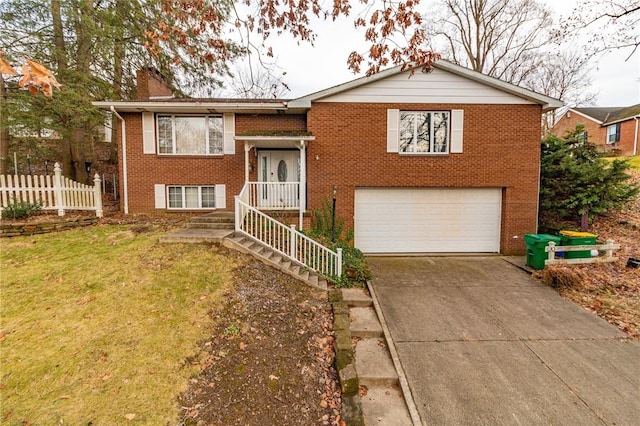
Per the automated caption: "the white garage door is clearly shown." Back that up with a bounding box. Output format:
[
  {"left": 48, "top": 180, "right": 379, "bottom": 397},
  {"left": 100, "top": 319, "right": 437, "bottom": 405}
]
[{"left": 354, "top": 188, "right": 502, "bottom": 253}]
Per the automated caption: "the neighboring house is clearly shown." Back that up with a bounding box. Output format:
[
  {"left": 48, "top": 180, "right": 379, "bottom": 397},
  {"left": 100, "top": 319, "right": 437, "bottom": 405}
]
[
  {"left": 552, "top": 105, "right": 640, "bottom": 156},
  {"left": 94, "top": 62, "right": 562, "bottom": 255}
]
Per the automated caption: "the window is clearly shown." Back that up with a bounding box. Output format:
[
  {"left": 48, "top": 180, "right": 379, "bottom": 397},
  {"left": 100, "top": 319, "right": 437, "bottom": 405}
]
[
  {"left": 607, "top": 123, "right": 620, "bottom": 144},
  {"left": 577, "top": 131, "right": 588, "bottom": 144},
  {"left": 157, "top": 115, "right": 223, "bottom": 155},
  {"left": 399, "top": 111, "right": 450, "bottom": 154},
  {"left": 167, "top": 186, "right": 216, "bottom": 209}
]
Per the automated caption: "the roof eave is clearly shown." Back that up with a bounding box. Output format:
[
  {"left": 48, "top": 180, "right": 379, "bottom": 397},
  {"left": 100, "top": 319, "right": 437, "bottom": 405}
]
[
  {"left": 93, "top": 100, "right": 297, "bottom": 114},
  {"left": 288, "top": 60, "right": 564, "bottom": 111}
]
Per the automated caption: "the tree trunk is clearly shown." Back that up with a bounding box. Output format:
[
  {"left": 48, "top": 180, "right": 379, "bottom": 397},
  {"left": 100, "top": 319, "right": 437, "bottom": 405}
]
[
  {"left": 580, "top": 208, "right": 589, "bottom": 231},
  {"left": 51, "top": 0, "right": 68, "bottom": 73},
  {"left": 0, "top": 73, "right": 9, "bottom": 175},
  {"left": 110, "top": 1, "right": 124, "bottom": 164}
]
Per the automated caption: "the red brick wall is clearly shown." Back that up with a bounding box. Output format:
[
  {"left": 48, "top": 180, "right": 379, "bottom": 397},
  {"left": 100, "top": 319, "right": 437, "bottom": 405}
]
[
  {"left": 552, "top": 112, "right": 638, "bottom": 156},
  {"left": 552, "top": 112, "right": 604, "bottom": 143},
  {"left": 618, "top": 119, "right": 638, "bottom": 156},
  {"left": 117, "top": 104, "right": 542, "bottom": 255},
  {"left": 306, "top": 103, "right": 543, "bottom": 255},
  {"left": 135, "top": 68, "right": 172, "bottom": 100},
  {"left": 116, "top": 113, "right": 306, "bottom": 212}
]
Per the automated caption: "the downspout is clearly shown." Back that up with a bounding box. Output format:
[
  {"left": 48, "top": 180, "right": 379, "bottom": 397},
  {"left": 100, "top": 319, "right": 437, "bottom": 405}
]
[
  {"left": 634, "top": 116, "right": 639, "bottom": 156},
  {"left": 110, "top": 106, "right": 128, "bottom": 214}
]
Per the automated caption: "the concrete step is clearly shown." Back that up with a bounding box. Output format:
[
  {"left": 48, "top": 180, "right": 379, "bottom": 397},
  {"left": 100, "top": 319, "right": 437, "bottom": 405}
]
[
  {"left": 159, "top": 228, "right": 233, "bottom": 244},
  {"left": 190, "top": 214, "right": 234, "bottom": 224},
  {"left": 355, "top": 338, "right": 398, "bottom": 386},
  {"left": 222, "top": 236, "right": 327, "bottom": 291},
  {"left": 360, "top": 385, "right": 412, "bottom": 426},
  {"left": 187, "top": 222, "right": 234, "bottom": 230},
  {"left": 350, "top": 307, "right": 384, "bottom": 338},
  {"left": 342, "top": 288, "right": 373, "bottom": 308}
]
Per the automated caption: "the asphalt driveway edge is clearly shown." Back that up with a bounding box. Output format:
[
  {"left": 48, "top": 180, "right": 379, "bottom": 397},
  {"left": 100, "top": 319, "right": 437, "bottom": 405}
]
[{"left": 366, "top": 280, "right": 422, "bottom": 426}]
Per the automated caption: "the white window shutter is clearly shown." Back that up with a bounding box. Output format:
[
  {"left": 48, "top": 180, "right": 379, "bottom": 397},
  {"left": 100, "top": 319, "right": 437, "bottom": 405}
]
[
  {"left": 223, "top": 113, "right": 235, "bottom": 154},
  {"left": 154, "top": 184, "right": 166, "bottom": 209},
  {"left": 450, "top": 109, "right": 464, "bottom": 153},
  {"left": 215, "top": 184, "right": 226, "bottom": 209},
  {"left": 387, "top": 109, "right": 400, "bottom": 153},
  {"left": 142, "top": 112, "right": 156, "bottom": 154}
]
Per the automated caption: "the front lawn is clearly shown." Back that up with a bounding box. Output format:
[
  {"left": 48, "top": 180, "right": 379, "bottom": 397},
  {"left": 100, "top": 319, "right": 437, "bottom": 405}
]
[{"left": 1, "top": 224, "right": 234, "bottom": 424}]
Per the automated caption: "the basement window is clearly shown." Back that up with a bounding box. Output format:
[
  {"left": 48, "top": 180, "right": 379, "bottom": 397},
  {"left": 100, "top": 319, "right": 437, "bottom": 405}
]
[{"left": 167, "top": 186, "right": 216, "bottom": 209}]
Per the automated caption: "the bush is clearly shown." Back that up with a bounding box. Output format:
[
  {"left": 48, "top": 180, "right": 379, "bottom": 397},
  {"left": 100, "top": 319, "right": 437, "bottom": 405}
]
[
  {"left": 540, "top": 125, "right": 639, "bottom": 229},
  {"left": 306, "top": 198, "right": 370, "bottom": 288},
  {"left": 1, "top": 200, "right": 43, "bottom": 220}
]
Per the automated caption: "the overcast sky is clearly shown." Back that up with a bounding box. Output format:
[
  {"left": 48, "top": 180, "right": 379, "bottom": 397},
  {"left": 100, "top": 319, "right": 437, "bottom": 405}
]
[{"left": 252, "top": 0, "right": 640, "bottom": 106}]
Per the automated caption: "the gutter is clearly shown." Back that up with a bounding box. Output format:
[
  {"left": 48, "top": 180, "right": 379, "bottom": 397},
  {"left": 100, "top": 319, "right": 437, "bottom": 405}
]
[
  {"left": 634, "top": 116, "right": 639, "bottom": 156},
  {"left": 110, "top": 106, "right": 129, "bottom": 215}
]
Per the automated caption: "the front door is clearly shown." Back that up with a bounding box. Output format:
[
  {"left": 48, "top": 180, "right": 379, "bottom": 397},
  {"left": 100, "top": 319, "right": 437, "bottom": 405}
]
[{"left": 257, "top": 150, "right": 300, "bottom": 208}]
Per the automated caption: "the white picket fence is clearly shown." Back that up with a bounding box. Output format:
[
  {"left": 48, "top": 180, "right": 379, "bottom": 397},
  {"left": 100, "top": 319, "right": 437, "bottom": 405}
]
[
  {"left": 0, "top": 163, "right": 103, "bottom": 217},
  {"left": 545, "top": 240, "right": 620, "bottom": 265}
]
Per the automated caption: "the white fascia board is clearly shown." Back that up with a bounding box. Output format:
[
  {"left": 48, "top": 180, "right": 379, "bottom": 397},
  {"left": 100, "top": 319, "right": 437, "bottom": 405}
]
[
  {"left": 288, "top": 60, "right": 564, "bottom": 112},
  {"left": 234, "top": 135, "right": 316, "bottom": 142},
  {"left": 603, "top": 115, "right": 640, "bottom": 126},
  {"left": 93, "top": 101, "right": 288, "bottom": 114}
]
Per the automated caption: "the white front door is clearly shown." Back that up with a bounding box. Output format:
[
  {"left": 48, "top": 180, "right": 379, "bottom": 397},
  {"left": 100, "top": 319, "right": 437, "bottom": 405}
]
[{"left": 258, "top": 150, "right": 300, "bottom": 208}]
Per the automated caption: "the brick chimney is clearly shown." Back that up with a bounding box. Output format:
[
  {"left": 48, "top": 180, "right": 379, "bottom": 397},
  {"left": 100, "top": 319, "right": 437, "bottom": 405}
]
[{"left": 135, "top": 67, "right": 173, "bottom": 100}]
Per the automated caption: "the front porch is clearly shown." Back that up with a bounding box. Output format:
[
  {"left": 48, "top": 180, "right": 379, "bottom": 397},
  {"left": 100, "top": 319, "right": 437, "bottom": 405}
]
[{"left": 238, "top": 134, "right": 315, "bottom": 230}]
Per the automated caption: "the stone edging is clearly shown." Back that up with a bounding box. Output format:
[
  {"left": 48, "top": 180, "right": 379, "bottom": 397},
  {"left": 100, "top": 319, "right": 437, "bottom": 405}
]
[
  {"left": 329, "top": 289, "right": 365, "bottom": 426},
  {"left": 0, "top": 217, "right": 98, "bottom": 237}
]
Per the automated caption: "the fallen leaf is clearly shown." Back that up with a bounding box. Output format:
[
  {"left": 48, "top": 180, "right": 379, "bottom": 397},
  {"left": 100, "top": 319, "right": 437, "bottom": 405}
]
[
  {"left": 239, "top": 342, "right": 247, "bottom": 350},
  {"left": 124, "top": 413, "right": 136, "bottom": 421}
]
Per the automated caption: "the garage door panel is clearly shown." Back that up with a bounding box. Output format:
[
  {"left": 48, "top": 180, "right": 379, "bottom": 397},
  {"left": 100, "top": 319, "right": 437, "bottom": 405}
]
[{"left": 355, "top": 188, "right": 501, "bottom": 253}]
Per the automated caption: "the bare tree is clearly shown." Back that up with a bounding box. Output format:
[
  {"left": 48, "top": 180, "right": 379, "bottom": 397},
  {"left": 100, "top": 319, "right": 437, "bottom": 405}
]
[
  {"left": 226, "top": 63, "right": 290, "bottom": 99},
  {"left": 426, "top": 0, "right": 553, "bottom": 85},
  {"left": 560, "top": 0, "right": 640, "bottom": 60}
]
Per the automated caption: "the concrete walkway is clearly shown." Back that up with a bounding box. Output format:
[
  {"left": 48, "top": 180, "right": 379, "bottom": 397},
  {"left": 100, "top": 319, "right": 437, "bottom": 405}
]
[{"left": 368, "top": 256, "right": 640, "bottom": 425}]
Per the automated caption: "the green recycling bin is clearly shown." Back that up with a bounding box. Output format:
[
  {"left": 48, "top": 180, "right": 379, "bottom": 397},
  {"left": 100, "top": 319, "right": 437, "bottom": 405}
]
[
  {"left": 559, "top": 230, "right": 598, "bottom": 259},
  {"left": 524, "top": 234, "right": 562, "bottom": 270}
]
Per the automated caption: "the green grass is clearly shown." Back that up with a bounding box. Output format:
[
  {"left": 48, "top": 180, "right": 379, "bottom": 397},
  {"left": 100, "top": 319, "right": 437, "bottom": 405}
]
[
  {"left": 604, "top": 155, "right": 640, "bottom": 170},
  {"left": 0, "top": 225, "right": 236, "bottom": 424}
]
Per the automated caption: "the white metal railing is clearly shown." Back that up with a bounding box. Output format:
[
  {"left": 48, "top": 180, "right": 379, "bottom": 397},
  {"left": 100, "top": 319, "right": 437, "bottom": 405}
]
[
  {"left": 244, "top": 181, "right": 300, "bottom": 210},
  {"left": 0, "top": 162, "right": 103, "bottom": 217},
  {"left": 235, "top": 192, "right": 342, "bottom": 277},
  {"left": 545, "top": 240, "right": 620, "bottom": 265}
]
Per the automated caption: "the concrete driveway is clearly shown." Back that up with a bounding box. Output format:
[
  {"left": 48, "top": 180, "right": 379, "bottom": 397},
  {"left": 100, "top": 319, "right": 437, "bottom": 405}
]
[{"left": 368, "top": 257, "right": 640, "bottom": 425}]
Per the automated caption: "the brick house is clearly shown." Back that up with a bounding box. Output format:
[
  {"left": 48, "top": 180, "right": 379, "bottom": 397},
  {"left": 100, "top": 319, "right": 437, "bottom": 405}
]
[
  {"left": 95, "top": 61, "right": 562, "bottom": 256},
  {"left": 552, "top": 105, "right": 640, "bottom": 156}
]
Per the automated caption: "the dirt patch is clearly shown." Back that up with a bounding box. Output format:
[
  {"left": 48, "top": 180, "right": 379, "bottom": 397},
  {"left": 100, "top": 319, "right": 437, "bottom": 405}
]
[
  {"left": 535, "top": 170, "right": 640, "bottom": 339},
  {"left": 177, "top": 257, "right": 342, "bottom": 426}
]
